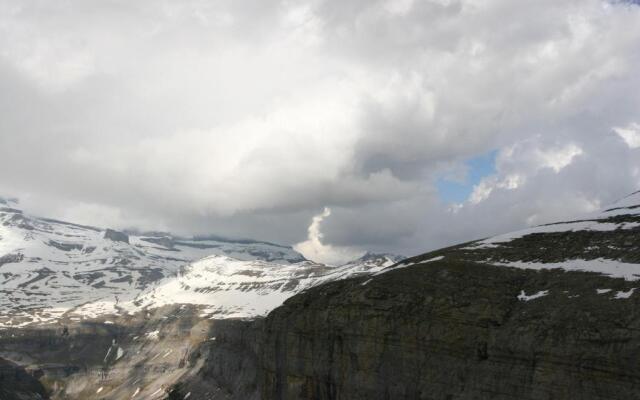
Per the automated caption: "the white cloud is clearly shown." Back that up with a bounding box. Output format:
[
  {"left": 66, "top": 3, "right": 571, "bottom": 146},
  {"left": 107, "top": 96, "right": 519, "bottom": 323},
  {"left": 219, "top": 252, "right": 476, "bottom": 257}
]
[
  {"left": 294, "top": 208, "right": 364, "bottom": 265},
  {"left": 0, "top": 0, "right": 639, "bottom": 255},
  {"left": 537, "top": 144, "right": 584, "bottom": 173},
  {"left": 468, "top": 139, "right": 583, "bottom": 205},
  {"left": 615, "top": 123, "right": 640, "bottom": 149}
]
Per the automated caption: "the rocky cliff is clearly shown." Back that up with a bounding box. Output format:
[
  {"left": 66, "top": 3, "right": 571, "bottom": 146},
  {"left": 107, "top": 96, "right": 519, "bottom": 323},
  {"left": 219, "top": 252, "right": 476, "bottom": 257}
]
[
  {"left": 259, "top": 192, "right": 640, "bottom": 399},
  {"left": 0, "top": 357, "right": 49, "bottom": 399},
  {"left": 261, "top": 260, "right": 640, "bottom": 399}
]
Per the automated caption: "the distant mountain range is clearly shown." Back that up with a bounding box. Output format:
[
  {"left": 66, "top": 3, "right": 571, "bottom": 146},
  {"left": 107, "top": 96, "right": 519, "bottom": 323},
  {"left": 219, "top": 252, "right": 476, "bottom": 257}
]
[
  {"left": 2, "top": 192, "right": 640, "bottom": 399},
  {"left": 0, "top": 197, "right": 401, "bottom": 327}
]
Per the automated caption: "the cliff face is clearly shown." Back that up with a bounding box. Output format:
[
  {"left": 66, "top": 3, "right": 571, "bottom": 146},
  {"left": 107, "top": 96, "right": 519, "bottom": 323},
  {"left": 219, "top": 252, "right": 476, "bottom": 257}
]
[
  {"left": 0, "top": 306, "right": 250, "bottom": 400},
  {"left": 259, "top": 192, "right": 640, "bottom": 400},
  {"left": 0, "top": 357, "right": 49, "bottom": 399},
  {"left": 261, "top": 260, "right": 640, "bottom": 400}
]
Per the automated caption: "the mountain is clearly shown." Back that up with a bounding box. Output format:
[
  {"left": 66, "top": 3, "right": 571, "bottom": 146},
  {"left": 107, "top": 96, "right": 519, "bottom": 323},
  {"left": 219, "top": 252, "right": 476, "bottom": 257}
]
[
  {"left": 0, "top": 198, "right": 401, "bottom": 400},
  {"left": 0, "top": 356, "right": 49, "bottom": 400},
  {"left": 0, "top": 198, "right": 391, "bottom": 328},
  {"left": 128, "top": 253, "right": 399, "bottom": 320},
  {"left": 259, "top": 191, "right": 640, "bottom": 399},
  {"left": 3, "top": 192, "right": 640, "bottom": 399},
  {"left": 341, "top": 252, "right": 404, "bottom": 268},
  {"left": 0, "top": 199, "right": 295, "bottom": 325}
]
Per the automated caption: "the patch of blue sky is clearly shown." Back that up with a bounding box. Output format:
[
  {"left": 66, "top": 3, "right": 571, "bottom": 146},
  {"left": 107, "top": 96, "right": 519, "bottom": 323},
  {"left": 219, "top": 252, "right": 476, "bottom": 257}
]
[{"left": 436, "top": 150, "right": 498, "bottom": 203}]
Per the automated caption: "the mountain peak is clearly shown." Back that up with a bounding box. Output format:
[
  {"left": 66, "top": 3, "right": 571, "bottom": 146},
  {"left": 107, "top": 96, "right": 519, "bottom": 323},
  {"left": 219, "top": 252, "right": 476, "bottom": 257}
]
[
  {"left": 343, "top": 252, "right": 404, "bottom": 268},
  {"left": 104, "top": 228, "right": 130, "bottom": 244}
]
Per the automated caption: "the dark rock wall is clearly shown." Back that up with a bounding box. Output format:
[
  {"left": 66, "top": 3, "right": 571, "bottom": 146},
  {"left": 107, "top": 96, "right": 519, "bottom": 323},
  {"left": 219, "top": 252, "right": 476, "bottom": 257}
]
[
  {"left": 260, "top": 260, "right": 640, "bottom": 400},
  {"left": 173, "top": 319, "right": 263, "bottom": 400},
  {"left": 0, "top": 357, "right": 49, "bottom": 399},
  {"left": 103, "top": 228, "right": 130, "bottom": 244}
]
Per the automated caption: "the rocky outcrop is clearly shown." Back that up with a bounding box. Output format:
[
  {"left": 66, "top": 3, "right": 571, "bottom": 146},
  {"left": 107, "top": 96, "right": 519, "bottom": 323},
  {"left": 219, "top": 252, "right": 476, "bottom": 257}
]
[
  {"left": 261, "top": 260, "right": 640, "bottom": 399},
  {"left": 168, "top": 319, "right": 263, "bottom": 400},
  {"left": 0, "top": 357, "right": 49, "bottom": 399},
  {"left": 0, "top": 306, "right": 265, "bottom": 400},
  {"left": 103, "top": 228, "right": 130, "bottom": 244}
]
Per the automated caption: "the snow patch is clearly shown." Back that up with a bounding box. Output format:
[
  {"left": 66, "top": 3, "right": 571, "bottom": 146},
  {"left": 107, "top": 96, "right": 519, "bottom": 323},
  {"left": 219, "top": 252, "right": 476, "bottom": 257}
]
[
  {"left": 614, "top": 288, "right": 636, "bottom": 299},
  {"left": 103, "top": 347, "right": 112, "bottom": 362},
  {"left": 517, "top": 290, "right": 549, "bottom": 301},
  {"left": 374, "top": 255, "right": 444, "bottom": 276},
  {"left": 145, "top": 330, "right": 160, "bottom": 340},
  {"left": 131, "top": 255, "right": 386, "bottom": 319},
  {"left": 489, "top": 258, "right": 640, "bottom": 281}
]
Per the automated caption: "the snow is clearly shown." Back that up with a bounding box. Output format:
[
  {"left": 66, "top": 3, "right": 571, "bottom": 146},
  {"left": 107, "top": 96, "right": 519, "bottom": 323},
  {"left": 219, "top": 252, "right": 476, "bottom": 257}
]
[
  {"left": 469, "top": 220, "right": 637, "bottom": 250},
  {"left": 599, "top": 191, "right": 640, "bottom": 217},
  {"left": 132, "top": 387, "right": 140, "bottom": 398},
  {"left": 96, "top": 387, "right": 103, "bottom": 394},
  {"left": 0, "top": 204, "right": 318, "bottom": 327},
  {"left": 614, "top": 288, "right": 636, "bottom": 299},
  {"left": 596, "top": 289, "right": 612, "bottom": 294},
  {"left": 103, "top": 347, "right": 112, "bottom": 362},
  {"left": 489, "top": 258, "right": 640, "bottom": 281},
  {"left": 145, "top": 330, "right": 160, "bottom": 340},
  {"left": 517, "top": 290, "right": 549, "bottom": 301},
  {"left": 116, "top": 347, "right": 124, "bottom": 360},
  {"left": 468, "top": 192, "right": 640, "bottom": 250},
  {"left": 373, "top": 255, "right": 444, "bottom": 276},
  {"left": 128, "top": 254, "right": 388, "bottom": 319}
]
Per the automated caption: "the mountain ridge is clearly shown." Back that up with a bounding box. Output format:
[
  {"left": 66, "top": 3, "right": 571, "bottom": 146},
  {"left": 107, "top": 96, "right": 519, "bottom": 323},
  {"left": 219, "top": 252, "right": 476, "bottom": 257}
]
[
  {"left": 257, "top": 190, "right": 640, "bottom": 399},
  {"left": 0, "top": 200, "right": 398, "bottom": 328}
]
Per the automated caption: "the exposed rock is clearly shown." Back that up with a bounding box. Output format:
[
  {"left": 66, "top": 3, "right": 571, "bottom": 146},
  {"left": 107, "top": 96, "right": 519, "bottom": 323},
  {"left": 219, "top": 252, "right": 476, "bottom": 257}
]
[
  {"left": 0, "top": 253, "right": 23, "bottom": 268},
  {"left": 256, "top": 189, "right": 640, "bottom": 398},
  {"left": 0, "top": 307, "right": 200, "bottom": 399},
  {"left": 141, "top": 236, "right": 176, "bottom": 249},
  {"left": 103, "top": 229, "right": 130, "bottom": 244},
  {"left": 0, "top": 357, "right": 49, "bottom": 399},
  {"left": 261, "top": 260, "right": 640, "bottom": 399},
  {"left": 47, "top": 240, "right": 83, "bottom": 252},
  {"left": 170, "top": 319, "right": 263, "bottom": 400}
]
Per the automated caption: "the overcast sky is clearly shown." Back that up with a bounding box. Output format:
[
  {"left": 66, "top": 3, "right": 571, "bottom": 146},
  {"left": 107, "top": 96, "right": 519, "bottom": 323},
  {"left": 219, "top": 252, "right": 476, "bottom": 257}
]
[{"left": 1, "top": 0, "right": 639, "bottom": 264}]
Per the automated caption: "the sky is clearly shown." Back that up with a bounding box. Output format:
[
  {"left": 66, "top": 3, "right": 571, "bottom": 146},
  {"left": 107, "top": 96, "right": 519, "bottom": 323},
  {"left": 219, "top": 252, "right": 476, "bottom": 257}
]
[{"left": 1, "top": 0, "right": 639, "bottom": 264}]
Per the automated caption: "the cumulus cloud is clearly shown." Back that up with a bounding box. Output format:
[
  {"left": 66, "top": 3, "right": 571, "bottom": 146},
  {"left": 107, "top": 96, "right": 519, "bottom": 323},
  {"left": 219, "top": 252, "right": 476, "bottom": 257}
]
[
  {"left": 294, "top": 208, "right": 364, "bottom": 265},
  {"left": 0, "top": 0, "right": 639, "bottom": 259},
  {"left": 615, "top": 123, "right": 640, "bottom": 148}
]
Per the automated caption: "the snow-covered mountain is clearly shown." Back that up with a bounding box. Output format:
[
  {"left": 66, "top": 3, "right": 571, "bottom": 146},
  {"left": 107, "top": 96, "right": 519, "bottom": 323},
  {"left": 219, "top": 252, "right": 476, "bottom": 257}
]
[
  {"left": 391, "top": 190, "right": 640, "bottom": 280},
  {"left": 0, "top": 198, "right": 397, "bottom": 327},
  {"left": 126, "top": 253, "right": 399, "bottom": 319}
]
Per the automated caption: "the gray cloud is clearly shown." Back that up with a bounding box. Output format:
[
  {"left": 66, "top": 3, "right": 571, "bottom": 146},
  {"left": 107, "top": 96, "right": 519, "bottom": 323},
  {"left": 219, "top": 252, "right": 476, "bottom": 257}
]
[{"left": 1, "top": 0, "right": 639, "bottom": 262}]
